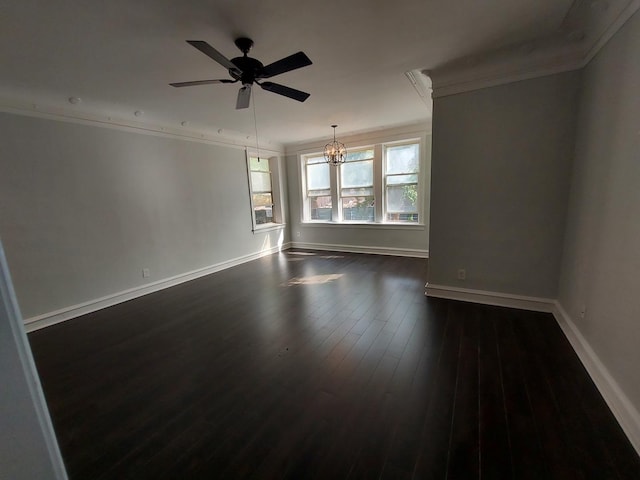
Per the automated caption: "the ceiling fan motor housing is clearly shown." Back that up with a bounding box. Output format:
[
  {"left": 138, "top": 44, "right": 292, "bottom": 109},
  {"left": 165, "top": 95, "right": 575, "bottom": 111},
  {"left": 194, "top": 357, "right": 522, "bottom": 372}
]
[{"left": 230, "top": 56, "right": 264, "bottom": 85}]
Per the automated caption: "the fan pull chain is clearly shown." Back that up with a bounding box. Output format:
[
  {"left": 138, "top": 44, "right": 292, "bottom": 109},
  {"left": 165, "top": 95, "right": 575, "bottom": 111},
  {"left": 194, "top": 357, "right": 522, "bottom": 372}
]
[{"left": 252, "top": 89, "right": 261, "bottom": 161}]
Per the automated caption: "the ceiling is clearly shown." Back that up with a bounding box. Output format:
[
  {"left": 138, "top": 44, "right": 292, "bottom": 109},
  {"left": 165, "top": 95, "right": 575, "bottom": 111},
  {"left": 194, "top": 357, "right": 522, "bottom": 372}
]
[{"left": 1, "top": 0, "right": 580, "bottom": 145}]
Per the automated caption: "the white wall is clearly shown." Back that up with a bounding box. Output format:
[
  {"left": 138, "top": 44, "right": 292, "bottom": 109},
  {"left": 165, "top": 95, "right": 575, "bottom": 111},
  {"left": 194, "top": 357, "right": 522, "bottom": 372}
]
[
  {"left": 428, "top": 71, "right": 580, "bottom": 297},
  {"left": 0, "top": 112, "right": 288, "bottom": 320},
  {"left": 285, "top": 125, "right": 431, "bottom": 256},
  {"left": 0, "top": 240, "right": 67, "bottom": 479},
  {"left": 559, "top": 11, "right": 640, "bottom": 420}
]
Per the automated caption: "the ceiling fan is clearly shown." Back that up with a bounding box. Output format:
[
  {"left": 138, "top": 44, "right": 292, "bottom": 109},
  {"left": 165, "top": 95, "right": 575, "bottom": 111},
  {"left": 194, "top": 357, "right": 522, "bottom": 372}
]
[{"left": 170, "top": 37, "right": 312, "bottom": 109}]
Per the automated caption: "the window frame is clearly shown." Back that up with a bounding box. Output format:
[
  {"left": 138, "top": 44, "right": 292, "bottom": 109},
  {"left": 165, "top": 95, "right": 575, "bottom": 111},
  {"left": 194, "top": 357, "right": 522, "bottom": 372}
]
[
  {"left": 299, "top": 135, "right": 425, "bottom": 227},
  {"left": 303, "top": 155, "right": 333, "bottom": 222},
  {"left": 246, "top": 150, "right": 286, "bottom": 233},
  {"left": 383, "top": 140, "right": 422, "bottom": 224},
  {"left": 338, "top": 147, "right": 376, "bottom": 223}
]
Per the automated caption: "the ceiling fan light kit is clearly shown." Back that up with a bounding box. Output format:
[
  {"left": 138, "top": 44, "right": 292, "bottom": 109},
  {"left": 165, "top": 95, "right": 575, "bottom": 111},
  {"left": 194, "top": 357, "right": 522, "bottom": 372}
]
[{"left": 170, "top": 37, "right": 312, "bottom": 110}]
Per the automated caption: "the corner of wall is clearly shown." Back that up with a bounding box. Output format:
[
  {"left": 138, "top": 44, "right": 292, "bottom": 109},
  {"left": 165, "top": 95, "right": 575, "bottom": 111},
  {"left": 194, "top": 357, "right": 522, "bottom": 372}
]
[{"left": 553, "top": 301, "right": 640, "bottom": 455}]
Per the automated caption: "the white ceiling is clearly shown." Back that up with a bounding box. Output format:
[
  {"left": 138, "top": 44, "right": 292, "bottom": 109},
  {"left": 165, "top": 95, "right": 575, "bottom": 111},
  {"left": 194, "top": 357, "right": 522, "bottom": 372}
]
[{"left": 1, "top": 0, "right": 577, "bottom": 145}]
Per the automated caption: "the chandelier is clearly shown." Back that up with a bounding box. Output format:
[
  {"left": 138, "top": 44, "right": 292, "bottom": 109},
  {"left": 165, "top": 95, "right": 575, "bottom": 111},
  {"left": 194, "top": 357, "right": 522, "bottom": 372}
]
[{"left": 323, "top": 124, "right": 347, "bottom": 166}]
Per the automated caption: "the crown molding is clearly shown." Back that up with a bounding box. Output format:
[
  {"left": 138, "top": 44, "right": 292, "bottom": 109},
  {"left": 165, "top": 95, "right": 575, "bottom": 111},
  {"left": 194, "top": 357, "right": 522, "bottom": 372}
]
[
  {"left": 0, "top": 94, "right": 284, "bottom": 154},
  {"left": 284, "top": 121, "right": 430, "bottom": 154},
  {"left": 583, "top": 0, "right": 640, "bottom": 63},
  {"left": 429, "top": 0, "right": 640, "bottom": 98}
]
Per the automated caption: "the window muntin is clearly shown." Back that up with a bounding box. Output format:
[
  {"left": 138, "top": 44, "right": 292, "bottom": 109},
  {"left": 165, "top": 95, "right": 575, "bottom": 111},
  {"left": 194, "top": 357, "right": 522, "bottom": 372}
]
[
  {"left": 249, "top": 157, "right": 275, "bottom": 226},
  {"left": 340, "top": 149, "right": 374, "bottom": 222},
  {"left": 385, "top": 143, "right": 420, "bottom": 223}
]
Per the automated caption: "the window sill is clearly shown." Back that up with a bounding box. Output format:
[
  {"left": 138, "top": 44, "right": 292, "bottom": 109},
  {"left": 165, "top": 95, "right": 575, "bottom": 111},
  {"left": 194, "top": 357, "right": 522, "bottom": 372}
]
[
  {"left": 300, "top": 221, "right": 425, "bottom": 231},
  {"left": 253, "top": 223, "right": 286, "bottom": 234}
]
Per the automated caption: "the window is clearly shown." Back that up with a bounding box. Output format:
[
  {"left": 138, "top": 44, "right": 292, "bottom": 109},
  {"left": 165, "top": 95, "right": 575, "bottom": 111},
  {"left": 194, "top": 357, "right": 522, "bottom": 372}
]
[
  {"left": 300, "top": 137, "right": 423, "bottom": 225},
  {"left": 248, "top": 156, "right": 275, "bottom": 226},
  {"left": 305, "top": 155, "right": 332, "bottom": 221},
  {"left": 384, "top": 143, "right": 420, "bottom": 223},
  {"left": 340, "top": 149, "right": 375, "bottom": 222}
]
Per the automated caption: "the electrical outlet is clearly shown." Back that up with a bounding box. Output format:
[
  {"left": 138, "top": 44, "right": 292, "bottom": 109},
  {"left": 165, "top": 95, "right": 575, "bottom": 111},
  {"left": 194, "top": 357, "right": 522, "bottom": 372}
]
[
  {"left": 457, "top": 269, "right": 466, "bottom": 280},
  {"left": 142, "top": 268, "right": 150, "bottom": 278},
  {"left": 296, "top": 231, "right": 301, "bottom": 238}
]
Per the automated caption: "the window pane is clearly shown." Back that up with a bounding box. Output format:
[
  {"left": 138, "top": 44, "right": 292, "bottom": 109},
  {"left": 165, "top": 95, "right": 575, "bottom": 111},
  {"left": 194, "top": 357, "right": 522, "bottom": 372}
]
[
  {"left": 386, "top": 185, "right": 418, "bottom": 213},
  {"left": 308, "top": 188, "right": 331, "bottom": 197},
  {"left": 307, "top": 162, "right": 330, "bottom": 190},
  {"left": 250, "top": 157, "right": 269, "bottom": 172},
  {"left": 252, "top": 193, "right": 273, "bottom": 207},
  {"left": 306, "top": 156, "right": 326, "bottom": 165},
  {"left": 386, "top": 174, "right": 418, "bottom": 185},
  {"left": 342, "top": 196, "right": 375, "bottom": 221},
  {"left": 341, "top": 159, "right": 373, "bottom": 188},
  {"left": 253, "top": 193, "right": 273, "bottom": 225},
  {"left": 346, "top": 149, "right": 374, "bottom": 162},
  {"left": 251, "top": 171, "right": 271, "bottom": 192},
  {"left": 341, "top": 187, "right": 373, "bottom": 197},
  {"left": 386, "top": 212, "right": 419, "bottom": 223},
  {"left": 310, "top": 196, "right": 332, "bottom": 220},
  {"left": 386, "top": 144, "right": 419, "bottom": 174}
]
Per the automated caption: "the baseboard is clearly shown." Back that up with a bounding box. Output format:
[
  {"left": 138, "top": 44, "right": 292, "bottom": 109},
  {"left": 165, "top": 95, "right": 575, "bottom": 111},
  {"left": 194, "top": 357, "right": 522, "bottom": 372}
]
[
  {"left": 552, "top": 301, "right": 640, "bottom": 456},
  {"left": 24, "top": 243, "right": 291, "bottom": 332},
  {"left": 425, "top": 283, "right": 555, "bottom": 312},
  {"left": 290, "top": 241, "right": 428, "bottom": 258}
]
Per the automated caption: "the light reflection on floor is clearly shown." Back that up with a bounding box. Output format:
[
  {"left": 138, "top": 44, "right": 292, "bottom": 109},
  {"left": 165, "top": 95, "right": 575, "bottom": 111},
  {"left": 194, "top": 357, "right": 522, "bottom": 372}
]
[{"left": 282, "top": 273, "right": 344, "bottom": 287}]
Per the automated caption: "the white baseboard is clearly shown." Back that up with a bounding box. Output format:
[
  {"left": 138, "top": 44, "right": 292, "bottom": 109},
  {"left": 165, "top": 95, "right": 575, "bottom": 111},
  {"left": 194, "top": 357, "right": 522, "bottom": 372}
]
[
  {"left": 290, "top": 241, "right": 428, "bottom": 258},
  {"left": 552, "top": 301, "right": 640, "bottom": 456},
  {"left": 425, "top": 283, "right": 555, "bottom": 312},
  {"left": 24, "top": 243, "right": 291, "bottom": 332}
]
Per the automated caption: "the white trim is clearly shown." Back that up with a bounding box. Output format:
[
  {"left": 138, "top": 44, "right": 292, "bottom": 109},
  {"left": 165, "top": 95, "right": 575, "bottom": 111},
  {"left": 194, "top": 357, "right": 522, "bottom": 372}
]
[
  {"left": 286, "top": 123, "right": 429, "bottom": 154},
  {"left": 552, "top": 301, "right": 640, "bottom": 456},
  {"left": 300, "top": 221, "right": 425, "bottom": 231},
  {"left": 431, "top": 61, "right": 583, "bottom": 99},
  {"left": 583, "top": 0, "right": 640, "bottom": 65},
  {"left": 253, "top": 223, "right": 286, "bottom": 234},
  {"left": 290, "top": 241, "right": 428, "bottom": 258},
  {"left": 0, "top": 241, "right": 68, "bottom": 479},
  {"left": 0, "top": 98, "right": 284, "bottom": 154},
  {"left": 24, "top": 243, "right": 291, "bottom": 332},
  {"left": 430, "top": 1, "right": 640, "bottom": 99},
  {"left": 425, "top": 283, "right": 555, "bottom": 312}
]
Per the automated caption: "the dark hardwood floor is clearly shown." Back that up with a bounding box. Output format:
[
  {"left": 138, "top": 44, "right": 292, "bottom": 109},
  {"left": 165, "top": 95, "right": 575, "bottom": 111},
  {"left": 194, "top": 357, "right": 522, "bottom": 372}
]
[{"left": 28, "top": 250, "right": 640, "bottom": 479}]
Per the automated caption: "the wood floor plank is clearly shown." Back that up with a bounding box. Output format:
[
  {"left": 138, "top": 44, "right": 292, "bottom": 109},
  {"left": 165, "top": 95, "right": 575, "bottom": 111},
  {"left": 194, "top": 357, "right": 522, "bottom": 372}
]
[
  {"left": 477, "top": 306, "right": 512, "bottom": 480},
  {"left": 411, "top": 304, "right": 464, "bottom": 479},
  {"left": 26, "top": 250, "right": 640, "bottom": 479},
  {"left": 446, "top": 304, "right": 480, "bottom": 479},
  {"left": 494, "top": 308, "right": 549, "bottom": 480}
]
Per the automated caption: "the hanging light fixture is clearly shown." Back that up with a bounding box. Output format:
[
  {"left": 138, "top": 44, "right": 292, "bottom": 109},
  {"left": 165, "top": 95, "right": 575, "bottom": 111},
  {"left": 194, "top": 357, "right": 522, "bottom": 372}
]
[{"left": 324, "top": 124, "right": 347, "bottom": 166}]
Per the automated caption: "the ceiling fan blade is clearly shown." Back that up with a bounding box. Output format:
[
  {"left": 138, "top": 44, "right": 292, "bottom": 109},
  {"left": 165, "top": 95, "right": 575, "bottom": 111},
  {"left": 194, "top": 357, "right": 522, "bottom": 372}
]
[
  {"left": 186, "top": 40, "right": 241, "bottom": 73},
  {"left": 260, "top": 52, "right": 312, "bottom": 78},
  {"left": 259, "top": 81, "right": 310, "bottom": 102},
  {"left": 236, "top": 85, "right": 252, "bottom": 109},
  {"left": 169, "top": 79, "right": 235, "bottom": 87}
]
